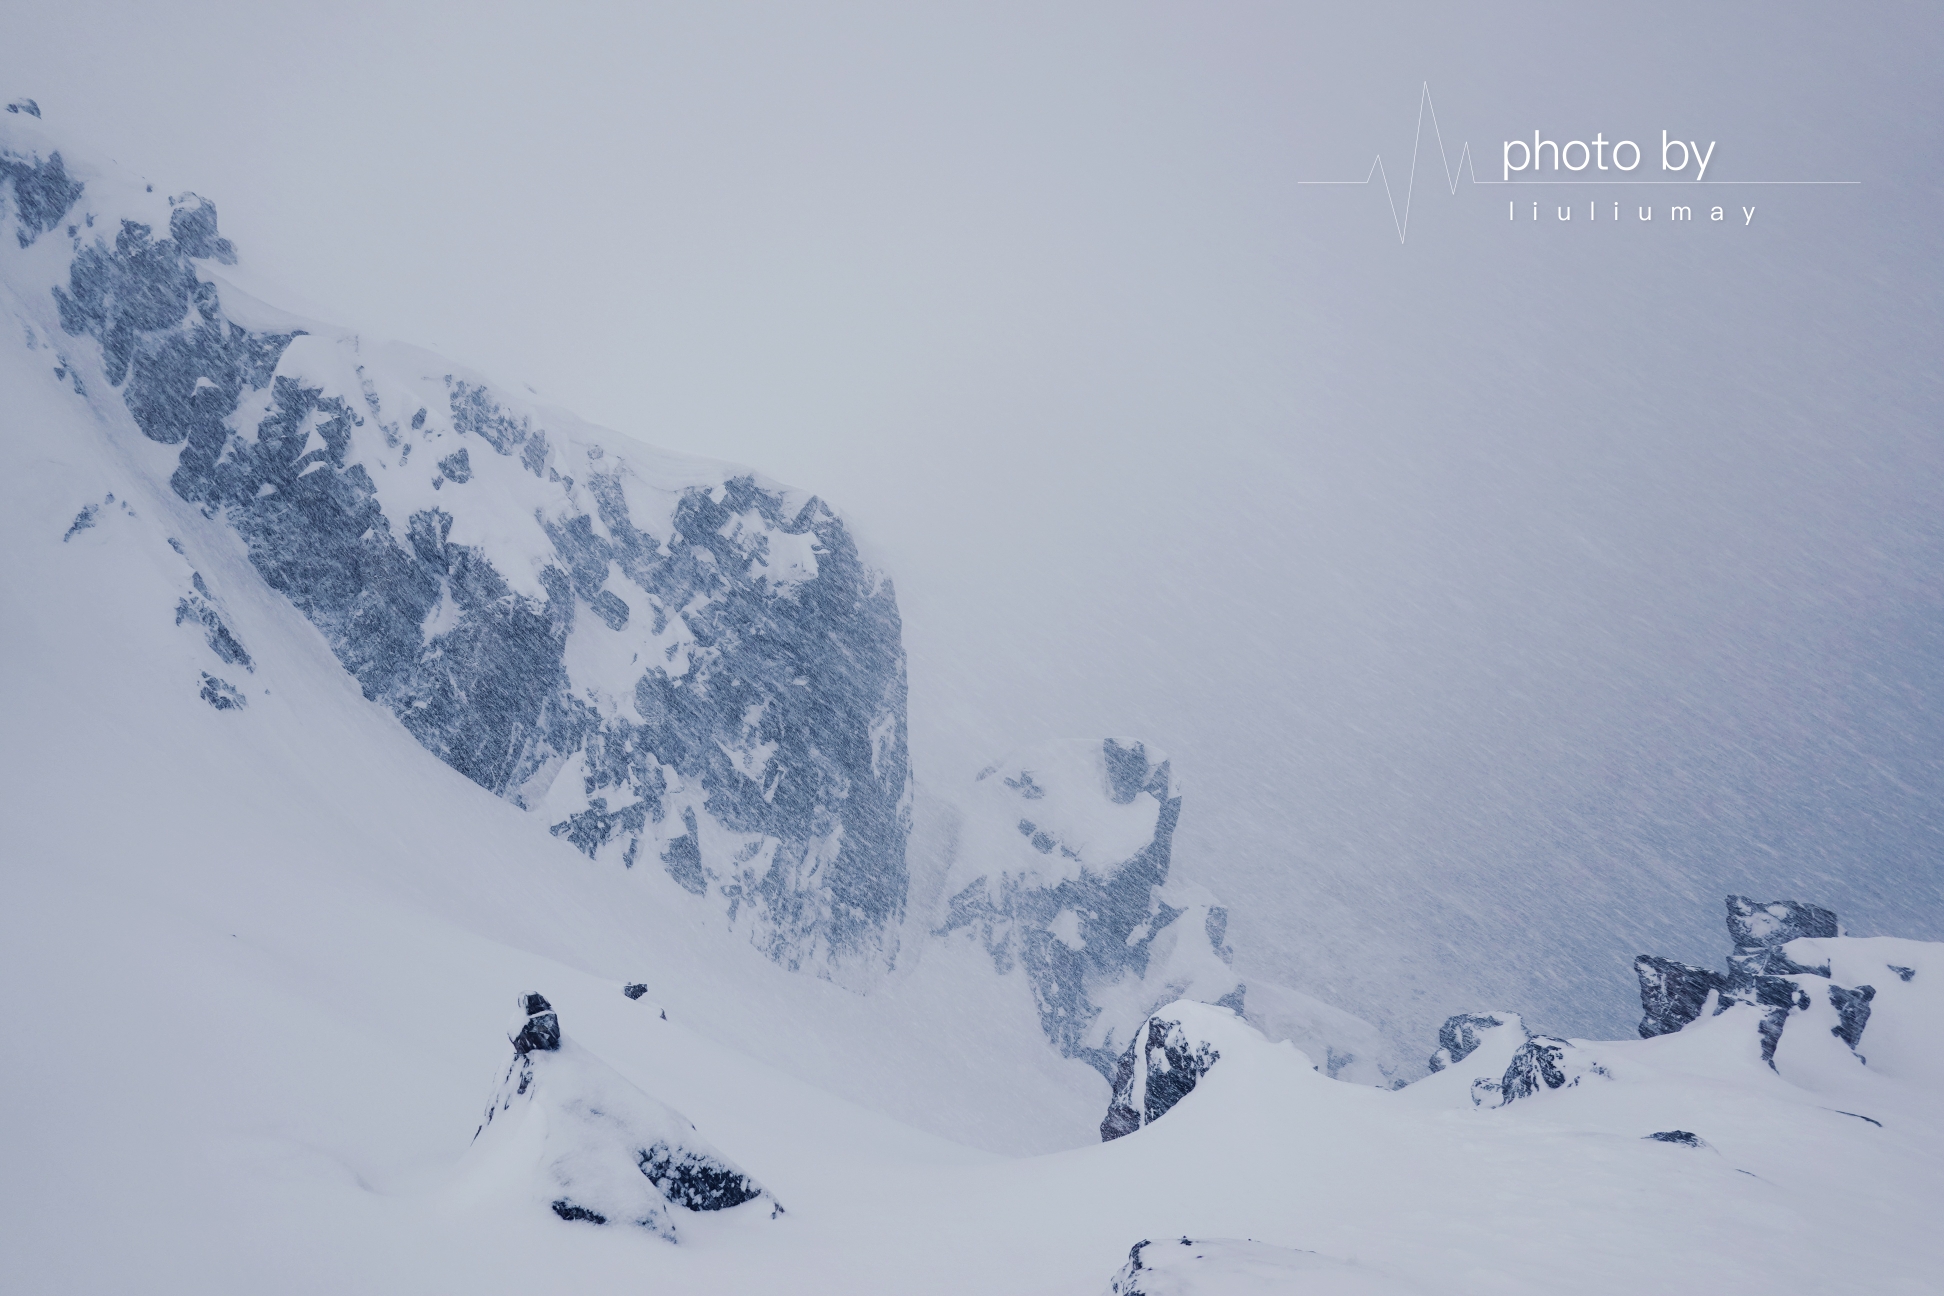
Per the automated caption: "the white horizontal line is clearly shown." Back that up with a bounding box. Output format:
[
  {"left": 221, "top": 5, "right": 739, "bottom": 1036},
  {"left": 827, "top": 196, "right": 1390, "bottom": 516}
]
[{"left": 1300, "top": 179, "right": 1860, "bottom": 186}]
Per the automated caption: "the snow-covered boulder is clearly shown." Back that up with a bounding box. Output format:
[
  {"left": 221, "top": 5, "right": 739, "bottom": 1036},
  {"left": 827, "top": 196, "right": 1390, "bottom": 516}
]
[
  {"left": 1426, "top": 1012, "right": 1518, "bottom": 1072},
  {"left": 1494, "top": 1035, "right": 1609, "bottom": 1104},
  {"left": 1, "top": 113, "right": 911, "bottom": 977},
  {"left": 935, "top": 739, "right": 1397, "bottom": 1084},
  {"left": 467, "top": 993, "right": 780, "bottom": 1238},
  {"left": 1104, "top": 1237, "right": 1424, "bottom": 1295}
]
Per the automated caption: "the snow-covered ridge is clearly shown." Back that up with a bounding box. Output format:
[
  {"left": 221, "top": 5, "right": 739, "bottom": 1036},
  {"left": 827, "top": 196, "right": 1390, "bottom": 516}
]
[{"left": 0, "top": 112, "right": 911, "bottom": 975}]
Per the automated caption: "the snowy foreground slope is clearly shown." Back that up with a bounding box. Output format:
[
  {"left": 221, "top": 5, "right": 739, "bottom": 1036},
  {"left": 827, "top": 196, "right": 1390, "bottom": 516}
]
[{"left": 4, "top": 105, "right": 1943, "bottom": 1294}]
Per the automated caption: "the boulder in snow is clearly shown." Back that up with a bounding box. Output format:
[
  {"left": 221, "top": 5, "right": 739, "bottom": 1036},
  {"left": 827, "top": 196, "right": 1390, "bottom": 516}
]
[
  {"left": 470, "top": 993, "right": 780, "bottom": 1238},
  {"left": 1428, "top": 1012, "right": 1518, "bottom": 1072},
  {"left": 1496, "top": 1035, "right": 1608, "bottom": 1105},
  {"left": 1100, "top": 1004, "right": 1227, "bottom": 1141}
]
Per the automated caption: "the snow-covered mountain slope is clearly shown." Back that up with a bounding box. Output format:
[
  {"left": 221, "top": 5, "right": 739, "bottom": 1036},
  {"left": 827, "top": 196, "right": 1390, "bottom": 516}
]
[
  {"left": 5, "top": 103, "right": 1943, "bottom": 1296},
  {"left": 2, "top": 105, "right": 911, "bottom": 978},
  {"left": 0, "top": 105, "right": 1397, "bottom": 1084}
]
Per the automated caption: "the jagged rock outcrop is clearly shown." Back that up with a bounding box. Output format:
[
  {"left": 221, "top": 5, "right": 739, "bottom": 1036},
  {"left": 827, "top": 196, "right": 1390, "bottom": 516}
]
[
  {"left": 1726, "top": 896, "right": 1839, "bottom": 981},
  {"left": 1427, "top": 1012, "right": 1516, "bottom": 1072},
  {"left": 1634, "top": 956, "right": 1727, "bottom": 1038},
  {"left": 2, "top": 115, "right": 911, "bottom": 976},
  {"left": 1100, "top": 1006, "right": 1226, "bottom": 1141},
  {"left": 936, "top": 739, "right": 1397, "bottom": 1085},
  {"left": 1497, "top": 1035, "right": 1607, "bottom": 1104},
  {"left": 1633, "top": 896, "right": 1875, "bottom": 1066},
  {"left": 1423, "top": 1012, "right": 1609, "bottom": 1109},
  {"left": 473, "top": 993, "right": 780, "bottom": 1237}
]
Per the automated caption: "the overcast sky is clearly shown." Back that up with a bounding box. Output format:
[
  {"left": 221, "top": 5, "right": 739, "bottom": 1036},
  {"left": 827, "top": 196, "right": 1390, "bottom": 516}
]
[{"left": 8, "top": 0, "right": 1939, "bottom": 1046}]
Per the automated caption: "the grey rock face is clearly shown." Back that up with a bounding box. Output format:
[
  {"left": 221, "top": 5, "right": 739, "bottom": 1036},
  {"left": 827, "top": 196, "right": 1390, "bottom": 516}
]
[
  {"left": 1500, "top": 1036, "right": 1569, "bottom": 1101},
  {"left": 198, "top": 672, "right": 245, "bottom": 710},
  {"left": 1630, "top": 896, "right": 1874, "bottom": 1068},
  {"left": 638, "top": 1142, "right": 765, "bottom": 1212},
  {"left": 0, "top": 147, "right": 81, "bottom": 247},
  {"left": 1646, "top": 1130, "right": 1704, "bottom": 1147},
  {"left": 176, "top": 576, "right": 253, "bottom": 671},
  {"left": 1496, "top": 1034, "right": 1607, "bottom": 1105},
  {"left": 510, "top": 993, "right": 561, "bottom": 1054},
  {"left": 1100, "top": 1011, "right": 1222, "bottom": 1141},
  {"left": 941, "top": 740, "right": 1238, "bottom": 1077},
  {"left": 1727, "top": 895, "right": 1839, "bottom": 981},
  {"left": 1633, "top": 956, "right": 1726, "bottom": 1038},
  {"left": 1428, "top": 1012, "right": 1514, "bottom": 1072},
  {"left": 14, "top": 137, "right": 912, "bottom": 975},
  {"left": 1827, "top": 983, "right": 1875, "bottom": 1051}
]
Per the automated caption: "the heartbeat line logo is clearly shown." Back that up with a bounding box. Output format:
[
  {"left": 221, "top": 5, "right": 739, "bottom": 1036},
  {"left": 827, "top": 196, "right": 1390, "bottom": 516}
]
[
  {"left": 1303, "top": 84, "right": 1858, "bottom": 244},
  {"left": 1298, "top": 84, "right": 1480, "bottom": 245}
]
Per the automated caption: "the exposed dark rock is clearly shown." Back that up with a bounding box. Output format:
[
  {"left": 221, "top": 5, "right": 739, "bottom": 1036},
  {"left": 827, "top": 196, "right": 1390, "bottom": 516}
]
[
  {"left": 589, "top": 589, "right": 629, "bottom": 631},
  {"left": 638, "top": 1142, "right": 765, "bottom": 1212},
  {"left": 510, "top": 992, "right": 561, "bottom": 1054},
  {"left": 1497, "top": 1035, "right": 1607, "bottom": 1104},
  {"left": 1634, "top": 956, "right": 1727, "bottom": 1038},
  {"left": 0, "top": 147, "right": 82, "bottom": 247},
  {"left": 436, "top": 447, "right": 471, "bottom": 484},
  {"left": 1889, "top": 965, "right": 1915, "bottom": 983},
  {"left": 1743, "top": 975, "right": 1812, "bottom": 1065},
  {"left": 1100, "top": 1012, "right": 1221, "bottom": 1141},
  {"left": 168, "top": 194, "right": 235, "bottom": 263},
  {"left": 944, "top": 742, "right": 1229, "bottom": 1079},
  {"left": 1646, "top": 1130, "right": 1704, "bottom": 1147},
  {"left": 198, "top": 673, "right": 245, "bottom": 710},
  {"left": 622, "top": 983, "right": 649, "bottom": 1000},
  {"left": 1629, "top": 896, "right": 1874, "bottom": 1070},
  {"left": 7, "top": 99, "right": 42, "bottom": 117},
  {"left": 1429, "top": 1012, "right": 1517, "bottom": 1071},
  {"left": 1501, "top": 1037, "right": 1571, "bottom": 1101},
  {"left": 550, "top": 1200, "right": 606, "bottom": 1224},
  {"left": 176, "top": 582, "right": 253, "bottom": 671},
  {"left": 1726, "top": 895, "right": 1838, "bottom": 982},
  {"left": 62, "top": 502, "right": 99, "bottom": 541},
  {"left": 1828, "top": 983, "right": 1875, "bottom": 1051}
]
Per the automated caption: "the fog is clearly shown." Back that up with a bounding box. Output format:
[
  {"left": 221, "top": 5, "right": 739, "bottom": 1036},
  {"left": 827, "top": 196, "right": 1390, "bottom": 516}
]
[{"left": 8, "top": 0, "right": 1938, "bottom": 1048}]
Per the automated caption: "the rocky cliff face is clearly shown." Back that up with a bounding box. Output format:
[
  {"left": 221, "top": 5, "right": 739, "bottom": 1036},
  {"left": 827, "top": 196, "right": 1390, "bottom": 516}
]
[
  {"left": 1634, "top": 895, "right": 1873, "bottom": 1066},
  {"left": 2, "top": 115, "right": 911, "bottom": 975},
  {"left": 932, "top": 739, "right": 1399, "bottom": 1085}
]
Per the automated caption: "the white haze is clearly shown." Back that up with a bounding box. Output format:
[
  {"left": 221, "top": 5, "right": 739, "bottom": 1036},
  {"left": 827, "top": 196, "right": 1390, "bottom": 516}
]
[{"left": 4, "top": 0, "right": 1938, "bottom": 1050}]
